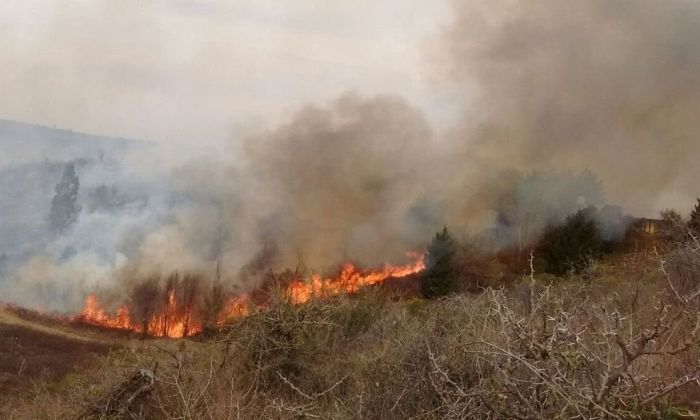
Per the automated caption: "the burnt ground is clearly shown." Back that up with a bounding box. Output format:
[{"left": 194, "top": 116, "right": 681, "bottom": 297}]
[{"left": 0, "top": 310, "right": 116, "bottom": 394}]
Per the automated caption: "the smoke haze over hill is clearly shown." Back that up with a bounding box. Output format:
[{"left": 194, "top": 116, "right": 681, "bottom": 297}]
[{"left": 2, "top": 0, "right": 700, "bottom": 311}]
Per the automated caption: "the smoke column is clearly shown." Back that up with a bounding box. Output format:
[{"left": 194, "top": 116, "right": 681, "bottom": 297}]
[{"left": 441, "top": 0, "right": 700, "bottom": 216}]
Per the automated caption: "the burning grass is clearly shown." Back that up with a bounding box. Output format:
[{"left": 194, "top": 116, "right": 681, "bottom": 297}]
[{"left": 74, "top": 253, "right": 426, "bottom": 338}]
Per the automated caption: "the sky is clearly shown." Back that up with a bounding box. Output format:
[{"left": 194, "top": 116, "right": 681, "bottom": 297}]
[{"left": 0, "top": 0, "right": 454, "bottom": 155}]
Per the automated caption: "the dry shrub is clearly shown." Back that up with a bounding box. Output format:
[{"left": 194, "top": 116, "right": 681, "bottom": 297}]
[
  {"left": 661, "top": 235, "right": 700, "bottom": 302},
  {"left": 456, "top": 243, "right": 508, "bottom": 292},
  {"left": 4, "top": 252, "right": 700, "bottom": 419}
]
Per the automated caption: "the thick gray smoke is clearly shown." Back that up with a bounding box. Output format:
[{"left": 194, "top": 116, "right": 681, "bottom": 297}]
[
  {"left": 236, "top": 94, "right": 434, "bottom": 268},
  {"left": 443, "top": 0, "right": 700, "bottom": 216},
  {"left": 0, "top": 96, "right": 439, "bottom": 310}
]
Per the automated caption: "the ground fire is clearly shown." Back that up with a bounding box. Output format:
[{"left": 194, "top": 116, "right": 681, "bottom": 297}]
[{"left": 76, "top": 253, "right": 426, "bottom": 338}]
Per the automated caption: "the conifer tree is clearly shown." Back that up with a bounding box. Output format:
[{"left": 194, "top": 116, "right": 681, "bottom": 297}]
[
  {"left": 421, "top": 226, "right": 458, "bottom": 298},
  {"left": 48, "top": 162, "right": 81, "bottom": 235}
]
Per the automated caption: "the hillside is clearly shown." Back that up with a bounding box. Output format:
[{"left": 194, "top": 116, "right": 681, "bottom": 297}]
[
  {"left": 0, "top": 119, "right": 151, "bottom": 166},
  {"left": 0, "top": 120, "right": 155, "bottom": 308},
  {"left": 1, "top": 251, "right": 699, "bottom": 419}
]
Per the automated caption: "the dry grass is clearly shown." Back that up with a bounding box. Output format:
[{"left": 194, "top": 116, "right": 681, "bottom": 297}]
[
  {"left": 2, "top": 249, "right": 700, "bottom": 419},
  {"left": 0, "top": 322, "right": 114, "bottom": 396}
]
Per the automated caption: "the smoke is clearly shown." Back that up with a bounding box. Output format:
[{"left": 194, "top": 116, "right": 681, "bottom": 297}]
[
  {"left": 442, "top": 0, "right": 700, "bottom": 216},
  {"left": 234, "top": 93, "right": 434, "bottom": 269},
  {"left": 5, "top": 0, "right": 700, "bottom": 311}
]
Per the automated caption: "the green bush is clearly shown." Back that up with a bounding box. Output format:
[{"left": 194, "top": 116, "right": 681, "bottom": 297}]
[{"left": 539, "top": 207, "right": 604, "bottom": 276}]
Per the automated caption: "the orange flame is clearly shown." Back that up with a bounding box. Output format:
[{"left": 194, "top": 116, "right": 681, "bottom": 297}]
[
  {"left": 80, "top": 295, "right": 131, "bottom": 330},
  {"left": 77, "top": 290, "right": 202, "bottom": 338},
  {"left": 77, "top": 252, "right": 425, "bottom": 337},
  {"left": 285, "top": 252, "right": 426, "bottom": 305}
]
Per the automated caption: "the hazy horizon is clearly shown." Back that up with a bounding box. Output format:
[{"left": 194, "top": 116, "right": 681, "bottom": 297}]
[{"left": 0, "top": 1, "right": 455, "bottom": 157}]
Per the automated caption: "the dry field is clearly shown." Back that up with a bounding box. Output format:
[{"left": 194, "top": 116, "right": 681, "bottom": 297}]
[{"left": 1, "top": 250, "right": 699, "bottom": 419}]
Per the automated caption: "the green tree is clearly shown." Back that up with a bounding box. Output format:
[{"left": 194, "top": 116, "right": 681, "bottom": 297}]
[
  {"left": 421, "top": 226, "right": 458, "bottom": 298},
  {"left": 539, "top": 208, "right": 603, "bottom": 276},
  {"left": 688, "top": 198, "right": 700, "bottom": 235},
  {"left": 48, "top": 162, "right": 81, "bottom": 235}
]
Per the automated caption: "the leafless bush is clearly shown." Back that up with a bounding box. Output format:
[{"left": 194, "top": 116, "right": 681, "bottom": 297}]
[
  {"left": 129, "top": 277, "right": 160, "bottom": 337},
  {"left": 423, "top": 251, "right": 700, "bottom": 419},
  {"left": 202, "top": 281, "right": 226, "bottom": 330},
  {"left": 659, "top": 234, "right": 700, "bottom": 303},
  {"left": 5, "top": 253, "right": 700, "bottom": 419},
  {"left": 455, "top": 242, "right": 507, "bottom": 292}
]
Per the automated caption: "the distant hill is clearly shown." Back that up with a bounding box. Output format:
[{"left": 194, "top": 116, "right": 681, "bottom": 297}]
[
  {"left": 0, "top": 118, "right": 152, "bottom": 165},
  {"left": 0, "top": 119, "right": 154, "bottom": 285}
]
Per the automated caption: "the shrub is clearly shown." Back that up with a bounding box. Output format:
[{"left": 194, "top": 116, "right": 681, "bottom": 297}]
[
  {"left": 455, "top": 242, "right": 506, "bottom": 292},
  {"left": 539, "top": 207, "right": 604, "bottom": 276}
]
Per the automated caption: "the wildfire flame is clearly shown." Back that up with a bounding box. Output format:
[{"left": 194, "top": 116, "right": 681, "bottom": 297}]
[
  {"left": 80, "top": 295, "right": 130, "bottom": 329},
  {"left": 285, "top": 252, "right": 426, "bottom": 304},
  {"left": 78, "top": 289, "right": 202, "bottom": 338},
  {"left": 76, "top": 252, "right": 425, "bottom": 338}
]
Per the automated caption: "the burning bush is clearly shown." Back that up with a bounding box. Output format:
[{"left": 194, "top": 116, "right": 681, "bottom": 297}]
[
  {"left": 79, "top": 272, "right": 211, "bottom": 338},
  {"left": 76, "top": 253, "right": 426, "bottom": 338},
  {"left": 129, "top": 277, "right": 161, "bottom": 337}
]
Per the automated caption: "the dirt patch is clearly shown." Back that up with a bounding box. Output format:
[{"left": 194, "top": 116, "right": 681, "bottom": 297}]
[{"left": 0, "top": 323, "right": 114, "bottom": 393}]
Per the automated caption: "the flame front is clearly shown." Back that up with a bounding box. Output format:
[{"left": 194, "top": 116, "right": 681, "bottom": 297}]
[
  {"left": 77, "top": 252, "right": 425, "bottom": 337},
  {"left": 78, "top": 290, "right": 202, "bottom": 338},
  {"left": 285, "top": 253, "right": 426, "bottom": 304},
  {"left": 80, "top": 295, "right": 131, "bottom": 330}
]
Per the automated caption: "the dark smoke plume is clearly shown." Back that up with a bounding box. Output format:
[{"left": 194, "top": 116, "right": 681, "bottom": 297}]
[
  {"left": 443, "top": 0, "right": 700, "bottom": 216},
  {"left": 236, "top": 93, "right": 434, "bottom": 269}
]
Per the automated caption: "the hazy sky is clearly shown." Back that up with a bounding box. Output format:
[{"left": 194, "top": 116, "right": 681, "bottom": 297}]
[{"left": 0, "top": 1, "right": 453, "bottom": 153}]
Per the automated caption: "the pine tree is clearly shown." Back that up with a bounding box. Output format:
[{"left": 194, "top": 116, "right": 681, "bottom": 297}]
[
  {"left": 48, "top": 162, "right": 81, "bottom": 235},
  {"left": 421, "top": 226, "right": 458, "bottom": 298},
  {"left": 688, "top": 198, "right": 700, "bottom": 235}
]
